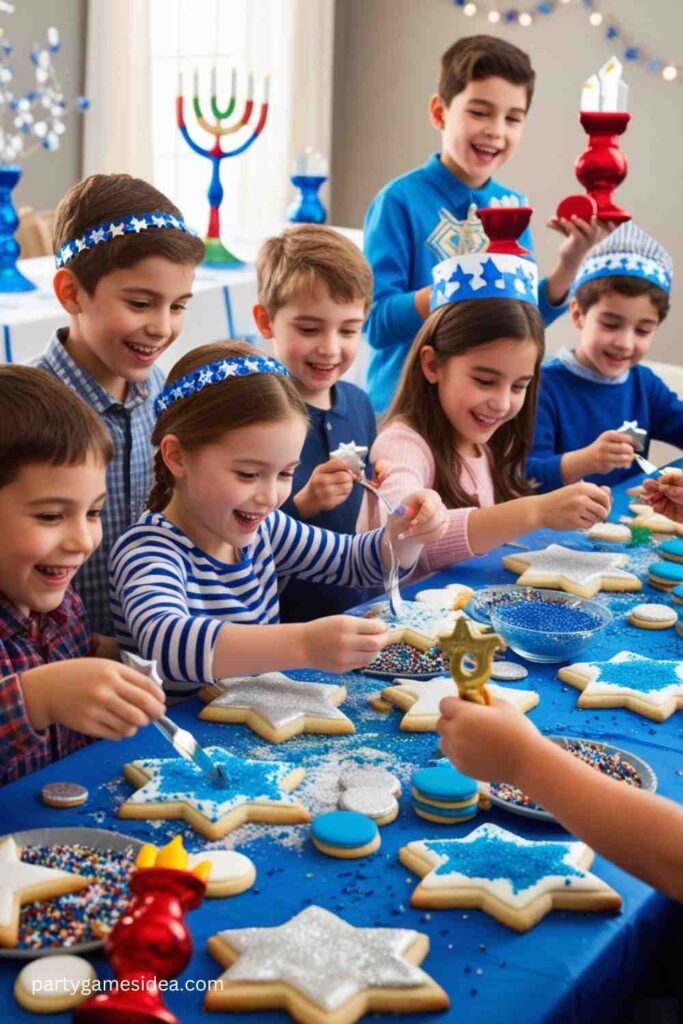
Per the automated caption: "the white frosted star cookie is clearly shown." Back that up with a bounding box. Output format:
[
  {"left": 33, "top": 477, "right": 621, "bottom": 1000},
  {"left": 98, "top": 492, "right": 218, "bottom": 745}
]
[
  {"left": 198, "top": 672, "right": 354, "bottom": 743},
  {"left": 118, "top": 747, "right": 310, "bottom": 840},
  {"left": 502, "top": 543, "right": 641, "bottom": 598},
  {"left": 558, "top": 651, "right": 683, "bottom": 722},
  {"left": 378, "top": 676, "right": 539, "bottom": 731},
  {"left": 628, "top": 503, "right": 683, "bottom": 536},
  {"left": 0, "top": 837, "right": 87, "bottom": 948},
  {"left": 205, "top": 905, "right": 449, "bottom": 1022},
  {"left": 364, "top": 600, "right": 459, "bottom": 645},
  {"left": 400, "top": 823, "right": 621, "bottom": 933}
]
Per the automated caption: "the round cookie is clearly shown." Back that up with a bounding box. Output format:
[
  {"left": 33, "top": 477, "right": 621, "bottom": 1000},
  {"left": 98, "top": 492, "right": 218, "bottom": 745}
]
[
  {"left": 14, "top": 955, "right": 96, "bottom": 1013},
  {"left": 41, "top": 782, "right": 88, "bottom": 808},
  {"left": 672, "top": 585, "right": 683, "bottom": 605},
  {"left": 338, "top": 787, "right": 399, "bottom": 825},
  {"left": 187, "top": 849, "right": 256, "bottom": 898},
  {"left": 412, "top": 797, "right": 478, "bottom": 825},
  {"left": 677, "top": 618, "right": 683, "bottom": 638},
  {"left": 339, "top": 766, "right": 401, "bottom": 796},
  {"left": 586, "top": 522, "right": 632, "bottom": 544},
  {"left": 311, "top": 811, "right": 380, "bottom": 859},
  {"left": 490, "top": 660, "right": 529, "bottom": 682},
  {"left": 648, "top": 561, "right": 683, "bottom": 590},
  {"left": 658, "top": 538, "right": 683, "bottom": 564},
  {"left": 411, "top": 764, "right": 478, "bottom": 804},
  {"left": 627, "top": 603, "right": 678, "bottom": 631}
]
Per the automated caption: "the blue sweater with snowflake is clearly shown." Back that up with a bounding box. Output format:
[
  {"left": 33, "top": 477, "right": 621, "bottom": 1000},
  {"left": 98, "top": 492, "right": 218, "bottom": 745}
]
[
  {"left": 527, "top": 355, "right": 683, "bottom": 491},
  {"left": 363, "top": 153, "right": 566, "bottom": 412}
]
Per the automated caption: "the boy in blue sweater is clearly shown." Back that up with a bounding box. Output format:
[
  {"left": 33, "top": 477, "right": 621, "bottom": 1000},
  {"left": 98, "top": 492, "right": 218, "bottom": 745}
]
[
  {"left": 528, "top": 223, "right": 683, "bottom": 491},
  {"left": 253, "top": 225, "right": 382, "bottom": 621},
  {"left": 364, "top": 34, "right": 609, "bottom": 413}
]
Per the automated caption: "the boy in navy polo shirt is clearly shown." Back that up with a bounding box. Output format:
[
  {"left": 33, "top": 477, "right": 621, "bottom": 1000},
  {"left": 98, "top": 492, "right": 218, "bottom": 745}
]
[
  {"left": 364, "top": 35, "right": 612, "bottom": 412},
  {"left": 254, "top": 225, "right": 382, "bottom": 621}
]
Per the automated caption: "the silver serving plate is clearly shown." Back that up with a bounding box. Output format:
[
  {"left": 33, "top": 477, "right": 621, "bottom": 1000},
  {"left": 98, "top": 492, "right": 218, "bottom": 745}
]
[
  {"left": 0, "top": 826, "right": 143, "bottom": 959},
  {"left": 481, "top": 736, "right": 657, "bottom": 825}
]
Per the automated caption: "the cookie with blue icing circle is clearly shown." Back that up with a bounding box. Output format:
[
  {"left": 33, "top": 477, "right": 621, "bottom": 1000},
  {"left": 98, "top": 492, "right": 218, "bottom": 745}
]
[
  {"left": 647, "top": 560, "right": 683, "bottom": 591},
  {"left": 311, "top": 811, "right": 380, "bottom": 859},
  {"left": 658, "top": 538, "right": 683, "bottom": 564},
  {"left": 411, "top": 764, "right": 479, "bottom": 825},
  {"left": 673, "top": 585, "right": 683, "bottom": 605}
]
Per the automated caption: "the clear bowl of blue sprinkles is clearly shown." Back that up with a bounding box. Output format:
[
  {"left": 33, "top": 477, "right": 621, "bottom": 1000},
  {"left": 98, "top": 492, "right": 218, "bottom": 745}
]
[{"left": 484, "top": 587, "right": 611, "bottom": 663}]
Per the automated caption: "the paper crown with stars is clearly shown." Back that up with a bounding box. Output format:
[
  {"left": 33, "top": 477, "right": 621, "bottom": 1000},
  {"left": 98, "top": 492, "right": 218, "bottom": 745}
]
[
  {"left": 155, "top": 355, "right": 290, "bottom": 416},
  {"left": 573, "top": 222, "right": 673, "bottom": 295},
  {"left": 55, "top": 211, "right": 192, "bottom": 268},
  {"left": 430, "top": 208, "right": 539, "bottom": 312}
]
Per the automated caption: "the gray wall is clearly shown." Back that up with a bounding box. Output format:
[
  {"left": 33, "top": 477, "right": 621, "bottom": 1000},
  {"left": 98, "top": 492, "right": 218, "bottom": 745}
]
[
  {"left": 331, "top": 0, "right": 683, "bottom": 363},
  {"left": 8, "top": 0, "right": 86, "bottom": 210}
]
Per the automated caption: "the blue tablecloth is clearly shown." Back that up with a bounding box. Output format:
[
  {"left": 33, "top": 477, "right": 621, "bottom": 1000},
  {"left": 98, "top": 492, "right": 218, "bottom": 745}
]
[{"left": 2, "top": 469, "right": 682, "bottom": 1023}]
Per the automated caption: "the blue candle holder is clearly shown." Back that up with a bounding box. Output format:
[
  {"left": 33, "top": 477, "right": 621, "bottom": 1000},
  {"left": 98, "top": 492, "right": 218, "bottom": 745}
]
[
  {"left": 0, "top": 166, "right": 36, "bottom": 292},
  {"left": 288, "top": 174, "right": 327, "bottom": 224}
]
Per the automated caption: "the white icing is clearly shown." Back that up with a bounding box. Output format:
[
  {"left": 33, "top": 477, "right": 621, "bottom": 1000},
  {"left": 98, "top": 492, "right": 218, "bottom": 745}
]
[
  {"left": 406, "top": 824, "right": 609, "bottom": 909},
  {"left": 338, "top": 787, "right": 399, "bottom": 819},
  {"left": 566, "top": 651, "right": 683, "bottom": 706},
  {"left": 330, "top": 441, "right": 368, "bottom": 476},
  {"left": 415, "top": 585, "right": 473, "bottom": 610},
  {"left": 0, "top": 837, "right": 81, "bottom": 928},
  {"left": 384, "top": 677, "right": 537, "bottom": 726},
  {"left": 339, "top": 767, "right": 401, "bottom": 795},
  {"left": 587, "top": 523, "right": 632, "bottom": 543},
  {"left": 17, "top": 954, "right": 96, "bottom": 993},
  {"left": 629, "top": 603, "right": 677, "bottom": 624},
  {"left": 188, "top": 849, "right": 254, "bottom": 883},
  {"left": 205, "top": 673, "right": 351, "bottom": 730},
  {"left": 509, "top": 543, "right": 637, "bottom": 587},
  {"left": 218, "top": 905, "right": 431, "bottom": 1011}
]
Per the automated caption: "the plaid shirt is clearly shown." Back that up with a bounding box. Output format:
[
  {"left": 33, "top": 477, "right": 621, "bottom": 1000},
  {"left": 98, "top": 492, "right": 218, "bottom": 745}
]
[
  {"left": 0, "top": 589, "right": 93, "bottom": 784},
  {"left": 34, "top": 330, "right": 165, "bottom": 635}
]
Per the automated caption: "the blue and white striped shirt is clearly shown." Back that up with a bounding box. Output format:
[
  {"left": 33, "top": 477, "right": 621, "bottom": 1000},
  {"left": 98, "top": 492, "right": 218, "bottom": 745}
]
[
  {"left": 35, "top": 330, "right": 164, "bottom": 635},
  {"left": 110, "top": 509, "right": 387, "bottom": 696}
]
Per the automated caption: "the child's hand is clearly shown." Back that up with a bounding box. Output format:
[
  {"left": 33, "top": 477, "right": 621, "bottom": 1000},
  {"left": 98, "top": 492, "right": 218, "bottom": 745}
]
[
  {"left": 391, "top": 489, "right": 448, "bottom": 544},
  {"left": 300, "top": 615, "right": 389, "bottom": 673},
  {"left": 437, "top": 696, "right": 544, "bottom": 785},
  {"left": 293, "top": 459, "right": 354, "bottom": 518},
  {"left": 547, "top": 215, "right": 616, "bottom": 269},
  {"left": 370, "top": 458, "right": 392, "bottom": 488},
  {"left": 643, "top": 476, "right": 683, "bottom": 523},
  {"left": 536, "top": 480, "right": 611, "bottom": 531},
  {"left": 21, "top": 659, "right": 166, "bottom": 740},
  {"left": 583, "top": 430, "right": 636, "bottom": 475}
]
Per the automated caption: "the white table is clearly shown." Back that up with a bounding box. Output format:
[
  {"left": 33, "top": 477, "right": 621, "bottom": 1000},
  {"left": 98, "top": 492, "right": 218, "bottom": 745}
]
[{"left": 1, "top": 227, "right": 368, "bottom": 386}]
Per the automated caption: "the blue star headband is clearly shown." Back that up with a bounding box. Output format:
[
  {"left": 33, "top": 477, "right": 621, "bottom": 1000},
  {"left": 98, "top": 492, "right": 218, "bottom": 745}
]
[
  {"left": 154, "top": 355, "right": 291, "bottom": 417},
  {"left": 55, "top": 211, "right": 192, "bottom": 268},
  {"left": 573, "top": 222, "right": 673, "bottom": 295}
]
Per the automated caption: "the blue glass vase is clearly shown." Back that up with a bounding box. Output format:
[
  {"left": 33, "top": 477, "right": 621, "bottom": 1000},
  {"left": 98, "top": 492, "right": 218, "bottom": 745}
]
[
  {"left": 0, "top": 165, "right": 36, "bottom": 292},
  {"left": 288, "top": 174, "right": 327, "bottom": 224}
]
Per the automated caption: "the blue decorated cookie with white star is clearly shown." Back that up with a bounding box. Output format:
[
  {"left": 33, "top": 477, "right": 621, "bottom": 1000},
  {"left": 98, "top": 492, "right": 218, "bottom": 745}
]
[
  {"left": 400, "top": 823, "right": 620, "bottom": 932},
  {"left": 558, "top": 651, "right": 683, "bottom": 722},
  {"left": 118, "top": 747, "right": 310, "bottom": 840}
]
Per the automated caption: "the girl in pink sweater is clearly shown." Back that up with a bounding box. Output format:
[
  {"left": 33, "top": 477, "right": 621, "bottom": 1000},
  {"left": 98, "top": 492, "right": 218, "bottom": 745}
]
[{"left": 363, "top": 298, "right": 611, "bottom": 577}]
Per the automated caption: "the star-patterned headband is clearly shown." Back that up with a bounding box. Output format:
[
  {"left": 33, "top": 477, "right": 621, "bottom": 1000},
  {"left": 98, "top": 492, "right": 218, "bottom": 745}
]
[
  {"left": 55, "top": 211, "right": 192, "bottom": 268},
  {"left": 154, "top": 355, "right": 291, "bottom": 417}
]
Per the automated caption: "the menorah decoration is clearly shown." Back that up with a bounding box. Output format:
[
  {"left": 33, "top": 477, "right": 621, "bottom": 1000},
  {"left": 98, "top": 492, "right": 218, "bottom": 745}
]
[
  {"left": 0, "top": 18, "right": 88, "bottom": 291},
  {"left": 176, "top": 67, "right": 269, "bottom": 267}
]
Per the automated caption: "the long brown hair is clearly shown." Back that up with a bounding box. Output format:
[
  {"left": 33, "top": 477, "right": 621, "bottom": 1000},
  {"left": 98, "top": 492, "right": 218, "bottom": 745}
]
[
  {"left": 148, "top": 341, "right": 308, "bottom": 513},
  {"left": 384, "top": 300, "right": 544, "bottom": 508}
]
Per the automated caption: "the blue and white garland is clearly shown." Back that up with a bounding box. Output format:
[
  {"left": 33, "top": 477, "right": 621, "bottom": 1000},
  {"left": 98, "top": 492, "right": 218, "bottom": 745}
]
[
  {"left": 55, "top": 211, "right": 191, "bottom": 268},
  {"left": 155, "top": 355, "right": 291, "bottom": 417}
]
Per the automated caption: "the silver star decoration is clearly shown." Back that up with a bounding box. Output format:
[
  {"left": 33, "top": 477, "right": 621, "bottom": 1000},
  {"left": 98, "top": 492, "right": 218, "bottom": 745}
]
[
  {"left": 109, "top": 221, "right": 125, "bottom": 237},
  {"left": 197, "top": 368, "right": 215, "bottom": 386},
  {"left": 616, "top": 419, "right": 647, "bottom": 452},
  {"left": 503, "top": 543, "right": 640, "bottom": 597},
  {"left": 131, "top": 216, "right": 149, "bottom": 233},
  {"left": 89, "top": 227, "right": 107, "bottom": 245},
  {"left": 208, "top": 905, "right": 445, "bottom": 1014},
  {"left": 200, "top": 672, "right": 353, "bottom": 741},
  {"left": 330, "top": 441, "right": 368, "bottom": 475}
]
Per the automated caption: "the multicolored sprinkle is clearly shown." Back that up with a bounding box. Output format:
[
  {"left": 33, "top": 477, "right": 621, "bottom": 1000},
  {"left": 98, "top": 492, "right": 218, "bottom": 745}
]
[
  {"left": 17, "top": 843, "right": 135, "bottom": 949},
  {"left": 366, "top": 642, "right": 448, "bottom": 677}
]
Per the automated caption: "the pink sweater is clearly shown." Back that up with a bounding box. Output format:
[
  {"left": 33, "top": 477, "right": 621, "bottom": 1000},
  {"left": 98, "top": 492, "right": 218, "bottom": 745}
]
[{"left": 359, "top": 420, "right": 496, "bottom": 578}]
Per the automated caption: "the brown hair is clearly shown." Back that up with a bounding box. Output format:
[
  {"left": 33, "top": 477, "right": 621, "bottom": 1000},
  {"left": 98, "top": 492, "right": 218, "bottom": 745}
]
[
  {"left": 384, "top": 300, "right": 545, "bottom": 507},
  {"left": 0, "top": 365, "right": 113, "bottom": 488},
  {"left": 53, "top": 173, "right": 205, "bottom": 294},
  {"left": 256, "top": 225, "right": 373, "bottom": 316},
  {"left": 439, "top": 35, "right": 535, "bottom": 109},
  {"left": 573, "top": 275, "right": 670, "bottom": 322},
  {"left": 148, "top": 341, "right": 308, "bottom": 513}
]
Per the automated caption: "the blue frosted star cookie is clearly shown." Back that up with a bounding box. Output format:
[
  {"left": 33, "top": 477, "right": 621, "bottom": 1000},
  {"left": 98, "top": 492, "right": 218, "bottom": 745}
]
[
  {"left": 311, "top": 811, "right": 380, "bottom": 859},
  {"left": 558, "top": 651, "right": 683, "bottom": 722},
  {"left": 411, "top": 764, "right": 479, "bottom": 825}
]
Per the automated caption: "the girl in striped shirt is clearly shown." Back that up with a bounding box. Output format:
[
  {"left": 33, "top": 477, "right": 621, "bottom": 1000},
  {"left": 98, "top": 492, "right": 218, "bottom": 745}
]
[{"left": 110, "top": 341, "right": 447, "bottom": 696}]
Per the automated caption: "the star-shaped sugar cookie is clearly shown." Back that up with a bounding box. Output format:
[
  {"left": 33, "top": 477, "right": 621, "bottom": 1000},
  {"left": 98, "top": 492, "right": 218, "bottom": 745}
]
[
  {"left": 378, "top": 675, "right": 539, "bottom": 731},
  {"left": 118, "top": 747, "right": 310, "bottom": 840},
  {"left": 616, "top": 419, "right": 647, "bottom": 452},
  {"left": 365, "top": 599, "right": 460, "bottom": 646},
  {"left": 205, "top": 904, "right": 449, "bottom": 1023},
  {"left": 502, "top": 543, "right": 641, "bottom": 598},
  {"left": 330, "top": 441, "right": 368, "bottom": 476},
  {"left": 558, "top": 651, "right": 683, "bottom": 722},
  {"left": 399, "top": 823, "right": 621, "bottom": 933},
  {"left": 0, "top": 837, "right": 87, "bottom": 947},
  {"left": 198, "top": 673, "right": 354, "bottom": 743},
  {"left": 627, "top": 503, "right": 683, "bottom": 536}
]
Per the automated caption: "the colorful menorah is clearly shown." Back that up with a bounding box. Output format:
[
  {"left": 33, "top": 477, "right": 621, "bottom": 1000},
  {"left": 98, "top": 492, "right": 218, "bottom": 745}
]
[{"left": 176, "top": 67, "right": 269, "bottom": 266}]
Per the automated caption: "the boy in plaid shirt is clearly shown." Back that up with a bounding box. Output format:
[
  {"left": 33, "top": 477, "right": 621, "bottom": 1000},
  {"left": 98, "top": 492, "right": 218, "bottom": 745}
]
[
  {"left": 35, "top": 173, "right": 204, "bottom": 635},
  {"left": 0, "top": 366, "right": 165, "bottom": 784}
]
